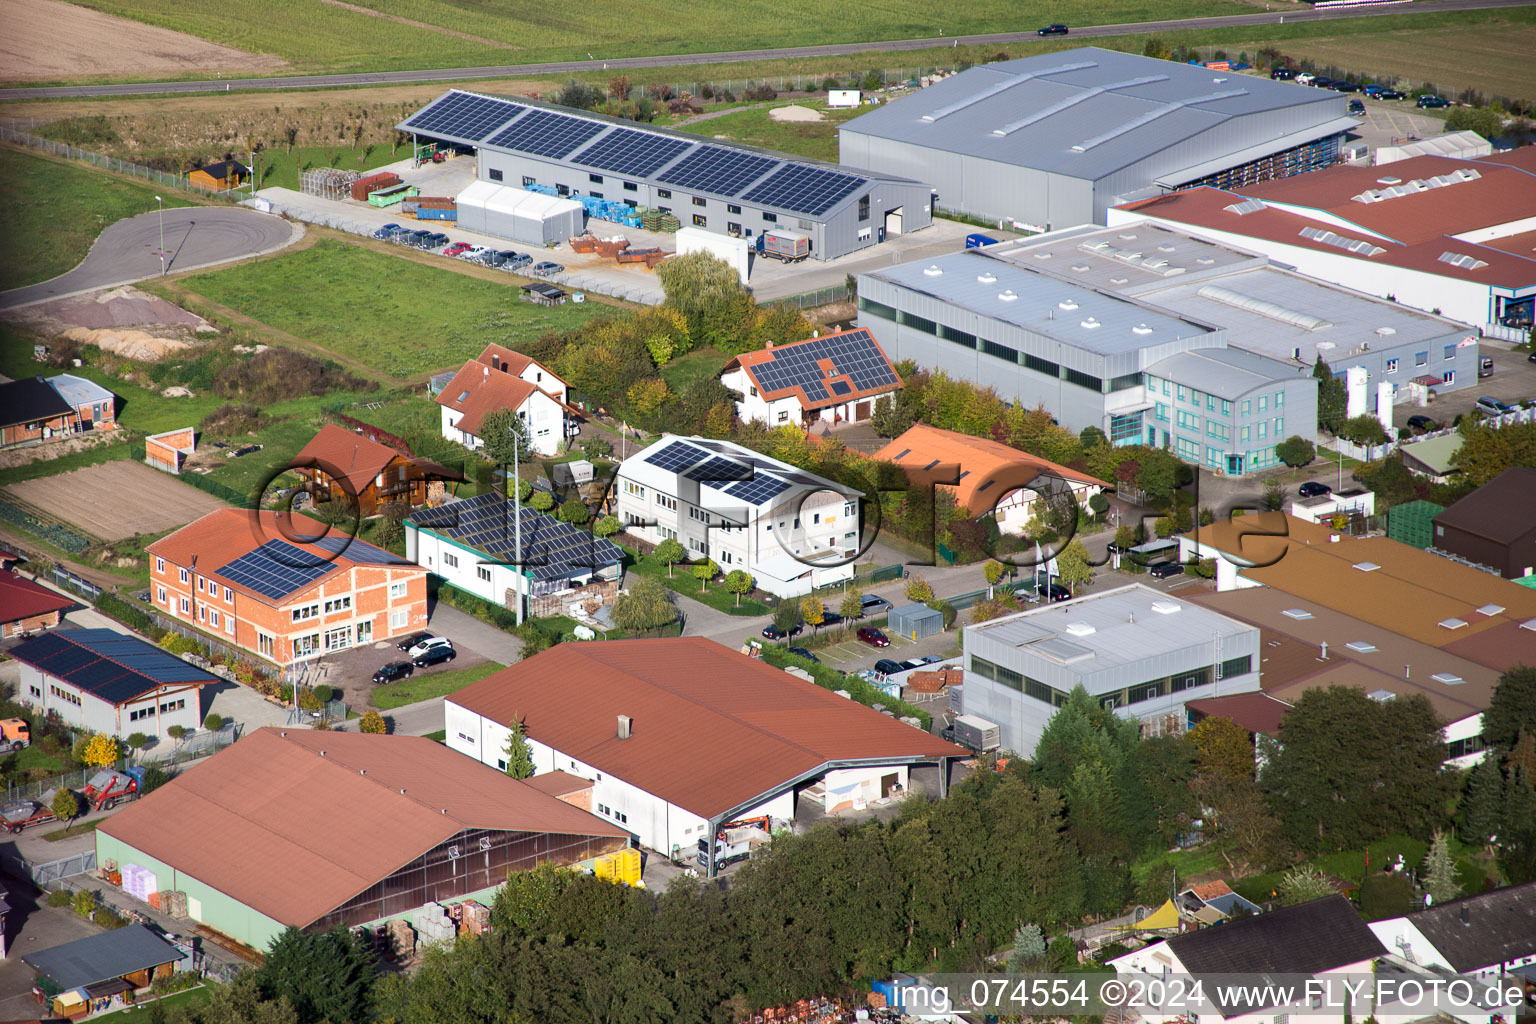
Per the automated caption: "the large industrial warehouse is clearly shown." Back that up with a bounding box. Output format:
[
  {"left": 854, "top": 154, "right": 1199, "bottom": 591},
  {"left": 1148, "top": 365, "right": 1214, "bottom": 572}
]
[
  {"left": 398, "top": 89, "right": 934, "bottom": 260},
  {"left": 838, "top": 47, "right": 1357, "bottom": 229}
]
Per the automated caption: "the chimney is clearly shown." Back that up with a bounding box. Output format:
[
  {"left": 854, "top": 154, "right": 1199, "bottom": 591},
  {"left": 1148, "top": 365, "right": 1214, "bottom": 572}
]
[
  {"left": 618, "top": 715, "right": 632, "bottom": 740},
  {"left": 764, "top": 339, "right": 774, "bottom": 350},
  {"left": 1320, "top": 641, "right": 1328, "bottom": 660},
  {"left": 1460, "top": 904, "right": 1470, "bottom": 926},
  {"left": 1128, "top": 612, "right": 1134, "bottom": 624},
  {"left": 1405, "top": 664, "right": 1411, "bottom": 679}
]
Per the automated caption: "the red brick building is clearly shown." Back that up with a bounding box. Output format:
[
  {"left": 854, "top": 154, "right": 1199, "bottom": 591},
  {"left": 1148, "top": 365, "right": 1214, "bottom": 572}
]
[
  {"left": 147, "top": 510, "right": 428, "bottom": 667},
  {"left": 293, "top": 424, "right": 455, "bottom": 517},
  {"left": 0, "top": 570, "right": 74, "bottom": 639},
  {"left": 0, "top": 378, "right": 76, "bottom": 448}
]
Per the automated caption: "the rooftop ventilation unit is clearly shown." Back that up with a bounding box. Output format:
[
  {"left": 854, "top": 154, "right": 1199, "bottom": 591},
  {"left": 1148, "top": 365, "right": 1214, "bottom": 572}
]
[
  {"left": 1064, "top": 622, "right": 1097, "bottom": 636},
  {"left": 1151, "top": 600, "right": 1181, "bottom": 615},
  {"left": 1071, "top": 264, "right": 1089, "bottom": 272},
  {"left": 1438, "top": 251, "right": 1489, "bottom": 270},
  {"left": 1368, "top": 689, "right": 1397, "bottom": 702},
  {"left": 1059, "top": 299, "right": 1079, "bottom": 311},
  {"left": 1157, "top": 243, "right": 1176, "bottom": 252},
  {"left": 1132, "top": 323, "right": 1153, "bottom": 335},
  {"left": 1431, "top": 672, "right": 1465, "bottom": 685},
  {"left": 1110, "top": 276, "right": 1129, "bottom": 284},
  {"left": 1119, "top": 232, "right": 1138, "bottom": 240},
  {"left": 1376, "top": 177, "right": 1403, "bottom": 185},
  {"left": 923, "top": 264, "right": 943, "bottom": 276},
  {"left": 1033, "top": 251, "right": 1053, "bottom": 259},
  {"left": 1197, "top": 284, "right": 1334, "bottom": 331},
  {"left": 1282, "top": 608, "right": 1314, "bottom": 620},
  {"left": 1352, "top": 562, "right": 1381, "bottom": 572},
  {"left": 1375, "top": 327, "right": 1396, "bottom": 336},
  {"left": 1081, "top": 317, "right": 1102, "bottom": 329},
  {"left": 1477, "top": 603, "right": 1505, "bottom": 616},
  {"left": 1438, "top": 617, "right": 1468, "bottom": 630},
  {"left": 998, "top": 289, "right": 1017, "bottom": 301},
  {"left": 977, "top": 271, "right": 997, "bottom": 284},
  {"left": 1345, "top": 641, "right": 1379, "bottom": 653}
]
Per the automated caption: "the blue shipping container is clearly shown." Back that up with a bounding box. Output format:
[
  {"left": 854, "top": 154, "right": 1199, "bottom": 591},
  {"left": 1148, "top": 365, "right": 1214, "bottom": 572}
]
[
  {"left": 965, "top": 233, "right": 999, "bottom": 248},
  {"left": 416, "top": 206, "right": 457, "bottom": 221}
]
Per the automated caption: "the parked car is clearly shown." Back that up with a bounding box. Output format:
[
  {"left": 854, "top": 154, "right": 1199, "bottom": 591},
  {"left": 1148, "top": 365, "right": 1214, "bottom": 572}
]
[
  {"left": 1406, "top": 414, "right": 1440, "bottom": 434},
  {"left": 916, "top": 654, "right": 945, "bottom": 665},
  {"left": 859, "top": 594, "right": 893, "bottom": 616},
  {"left": 1298, "top": 481, "right": 1332, "bottom": 498},
  {"left": 1270, "top": 67, "right": 1296, "bottom": 80},
  {"left": 531, "top": 261, "right": 565, "bottom": 277},
  {"left": 1416, "top": 95, "right": 1450, "bottom": 109},
  {"left": 1332, "top": 80, "right": 1360, "bottom": 93},
  {"left": 820, "top": 610, "right": 843, "bottom": 627},
  {"left": 787, "top": 647, "right": 819, "bottom": 663},
  {"left": 1377, "top": 89, "right": 1405, "bottom": 101},
  {"left": 443, "top": 241, "right": 473, "bottom": 258},
  {"left": 1035, "top": 580, "right": 1071, "bottom": 602},
  {"left": 413, "top": 646, "right": 457, "bottom": 668},
  {"left": 372, "top": 661, "right": 414, "bottom": 684},
  {"left": 460, "top": 245, "right": 490, "bottom": 262},
  {"left": 1149, "top": 562, "right": 1185, "bottom": 579},
  {"left": 857, "top": 627, "right": 891, "bottom": 648},
  {"left": 1479, "top": 356, "right": 1495, "bottom": 378},
  {"left": 397, "top": 631, "right": 434, "bottom": 652},
  {"left": 1476, "top": 396, "right": 1516, "bottom": 416},
  {"left": 1362, "top": 83, "right": 1384, "bottom": 96},
  {"left": 1311, "top": 77, "right": 1337, "bottom": 90},
  {"left": 1348, "top": 99, "right": 1366, "bottom": 115},
  {"left": 762, "top": 622, "right": 803, "bottom": 640},
  {"left": 1295, "top": 72, "right": 1316, "bottom": 85},
  {"left": 874, "top": 659, "right": 905, "bottom": 676},
  {"left": 406, "top": 635, "right": 453, "bottom": 659},
  {"left": 1037, "top": 23, "right": 1069, "bottom": 35},
  {"left": 373, "top": 223, "right": 401, "bottom": 240},
  {"left": 501, "top": 252, "right": 532, "bottom": 270},
  {"left": 1529, "top": 350, "right": 1536, "bottom": 363}
]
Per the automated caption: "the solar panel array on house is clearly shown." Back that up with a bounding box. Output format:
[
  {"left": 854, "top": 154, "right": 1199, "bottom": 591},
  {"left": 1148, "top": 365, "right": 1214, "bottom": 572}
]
[
  {"left": 409, "top": 493, "right": 622, "bottom": 581},
  {"left": 746, "top": 328, "right": 899, "bottom": 404},
  {"left": 216, "top": 539, "right": 336, "bottom": 600}
]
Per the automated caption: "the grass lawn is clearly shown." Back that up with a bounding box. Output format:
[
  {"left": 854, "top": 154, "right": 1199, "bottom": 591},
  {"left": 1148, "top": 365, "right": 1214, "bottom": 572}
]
[
  {"left": 373, "top": 662, "right": 504, "bottom": 710},
  {"left": 676, "top": 101, "right": 866, "bottom": 163},
  {"left": 43, "top": 818, "right": 106, "bottom": 842},
  {"left": 623, "top": 546, "right": 771, "bottom": 616},
  {"left": 179, "top": 239, "right": 605, "bottom": 380},
  {"left": 6, "top": 745, "right": 66, "bottom": 774},
  {"left": 424, "top": 729, "right": 447, "bottom": 743},
  {"left": 1130, "top": 844, "right": 1224, "bottom": 884},
  {"left": 0, "top": 149, "right": 195, "bottom": 291},
  {"left": 659, "top": 347, "right": 729, "bottom": 396},
  {"left": 89, "top": 988, "right": 210, "bottom": 1023},
  {"left": 256, "top": 145, "right": 406, "bottom": 193}
]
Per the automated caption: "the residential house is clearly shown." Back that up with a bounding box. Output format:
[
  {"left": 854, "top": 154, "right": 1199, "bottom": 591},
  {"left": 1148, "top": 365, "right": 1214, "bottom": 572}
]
[
  {"left": 1176, "top": 879, "right": 1264, "bottom": 925},
  {"left": 406, "top": 492, "right": 623, "bottom": 620},
  {"left": 189, "top": 159, "right": 249, "bottom": 191},
  {"left": 8, "top": 628, "right": 213, "bottom": 741},
  {"left": 146, "top": 509, "right": 429, "bottom": 666},
  {"left": 1368, "top": 881, "right": 1536, "bottom": 979},
  {"left": 47, "top": 374, "right": 117, "bottom": 432},
  {"left": 614, "top": 434, "right": 863, "bottom": 597},
  {"left": 293, "top": 423, "right": 455, "bottom": 517},
  {"left": 23, "top": 925, "right": 187, "bottom": 1019},
  {"left": 720, "top": 327, "right": 901, "bottom": 428},
  {"left": 436, "top": 344, "right": 575, "bottom": 457},
  {"left": 1431, "top": 467, "right": 1536, "bottom": 579},
  {"left": 0, "top": 570, "right": 73, "bottom": 639},
  {"left": 0, "top": 377, "right": 76, "bottom": 447},
  {"left": 873, "top": 423, "right": 1107, "bottom": 535}
]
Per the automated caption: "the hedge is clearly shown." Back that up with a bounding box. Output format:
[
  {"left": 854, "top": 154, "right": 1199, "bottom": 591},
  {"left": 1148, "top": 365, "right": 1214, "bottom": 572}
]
[{"left": 94, "top": 593, "right": 164, "bottom": 638}]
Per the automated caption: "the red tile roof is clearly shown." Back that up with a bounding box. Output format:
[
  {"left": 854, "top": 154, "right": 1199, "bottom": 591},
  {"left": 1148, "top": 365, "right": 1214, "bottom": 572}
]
[
  {"left": 873, "top": 423, "right": 1107, "bottom": 514},
  {"left": 725, "top": 328, "right": 901, "bottom": 412},
  {"left": 99, "top": 728, "right": 628, "bottom": 928},
  {"left": 145, "top": 509, "right": 424, "bottom": 606},
  {"left": 476, "top": 343, "right": 567, "bottom": 390},
  {"left": 449, "top": 638, "right": 968, "bottom": 818},
  {"left": 522, "top": 770, "right": 594, "bottom": 797},
  {"left": 1188, "top": 879, "right": 1237, "bottom": 901},
  {"left": 293, "top": 424, "right": 407, "bottom": 498},
  {"left": 0, "top": 570, "right": 74, "bottom": 624},
  {"left": 435, "top": 360, "right": 542, "bottom": 437}
]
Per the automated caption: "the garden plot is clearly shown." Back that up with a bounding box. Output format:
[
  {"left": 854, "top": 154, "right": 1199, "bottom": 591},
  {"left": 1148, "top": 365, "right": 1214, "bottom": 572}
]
[{"left": 7, "top": 460, "right": 227, "bottom": 541}]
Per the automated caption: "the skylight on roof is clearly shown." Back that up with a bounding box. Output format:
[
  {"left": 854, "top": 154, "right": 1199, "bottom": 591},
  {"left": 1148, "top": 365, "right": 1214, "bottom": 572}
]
[
  {"left": 1299, "top": 225, "right": 1385, "bottom": 258},
  {"left": 1352, "top": 562, "right": 1382, "bottom": 572},
  {"left": 1368, "top": 689, "right": 1397, "bottom": 702},
  {"left": 1523, "top": 619, "right": 1536, "bottom": 632},
  {"left": 1438, "top": 618, "right": 1468, "bottom": 630},
  {"left": 1430, "top": 673, "right": 1465, "bottom": 685},
  {"left": 1477, "top": 604, "right": 1505, "bottom": 616},
  {"left": 1282, "top": 608, "right": 1314, "bottom": 620},
  {"left": 1064, "top": 622, "right": 1096, "bottom": 636},
  {"left": 1151, "top": 600, "right": 1181, "bottom": 615},
  {"left": 1438, "top": 251, "right": 1489, "bottom": 271},
  {"left": 1345, "top": 641, "right": 1378, "bottom": 653}
]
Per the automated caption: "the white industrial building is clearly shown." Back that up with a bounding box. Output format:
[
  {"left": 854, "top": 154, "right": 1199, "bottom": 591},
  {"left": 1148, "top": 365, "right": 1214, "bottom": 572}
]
[
  {"left": 444, "top": 638, "right": 969, "bottom": 873},
  {"left": 8, "top": 629, "right": 212, "bottom": 742},
  {"left": 455, "top": 180, "right": 585, "bottom": 246},
  {"left": 615, "top": 434, "right": 862, "bottom": 597},
  {"left": 1113, "top": 148, "right": 1536, "bottom": 338},
  {"left": 720, "top": 327, "right": 902, "bottom": 429},
  {"left": 839, "top": 47, "right": 1356, "bottom": 229},
  {"left": 961, "top": 584, "right": 1261, "bottom": 756}
]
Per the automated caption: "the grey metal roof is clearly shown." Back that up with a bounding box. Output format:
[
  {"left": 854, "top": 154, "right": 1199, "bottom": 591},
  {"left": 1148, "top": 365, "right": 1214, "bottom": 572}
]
[
  {"left": 23, "top": 925, "right": 184, "bottom": 990},
  {"left": 48, "top": 374, "right": 115, "bottom": 407},
  {"left": 869, "top": 250, "right": 1213, "bottom": 354},
  {"left": 968, "top": 583, "right": 1252, "bottom": 673},
  {"left": 982, "top": 222, "right": 1263, "bottom": 296},
  {"left": 1153, "top": 115, "right": 1360, "bottom": 188},
  {"left": 1147, "top": 347, "right": 1295, "bottom": 400},
  {"left": 841, "top": 48, "right": 1346, "bottom": 181},
  {"left": 399, "top": 89, "right": 924, "bottom": 221}
]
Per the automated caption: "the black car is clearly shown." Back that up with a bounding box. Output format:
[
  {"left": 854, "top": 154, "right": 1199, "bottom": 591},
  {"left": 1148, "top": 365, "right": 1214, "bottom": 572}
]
[
  {"left": 1149, "top": 562, "right": 1185, "bottom": 579},
  {"left": 1416, "top": 95, "right": 1450, "bottom": 109},
  {"left": 1311, "top": 77, "right": 1337, "bottom": 89},
  {"left": 1406, "top": 414, "right": 1439, "bottom": 434},
  {"left": 1529, "top": 350, "right": 1536, "bottom": 363},
  {"left": 1378, "top": 89, "right": 1405, "bottom": 101},
  {"left": 1348, "top": 99, "right": 1365, "bottom": 115},
  {"left": 372, "top": 661, "right": 414, "bottom": 684},
  {"left": 1035, "top": 581, "right": 1071, "bottom": 602},
  {"left": 396, "top": 631, "right": 434, "bottom": 652},
  {"left": 1269, "top": 67, "right": 1296, "bottom": 80},
  {"left": 874, "top": 659, "right": 905, "bottom": 675},
  {"left": 1298, "top": 481, "right": 1332, "bottom": 498},
  {"left": 1332, "top": 81, "right": 1360, "bottom": 93},
  {"left": 820, "top": 610, "right": 843, "bottom": 627},
  {"left": 761, "top": 622, "right": 803, "bottom": 640},
  {"left": 413, "top": 646, "right": 457, "bottom": 668},
  {"left": 1037, "top": 23, "right": 1069, "bottom": 35},
  {"left": 787, "top": 647, "right": 819, "bottom": 663}
]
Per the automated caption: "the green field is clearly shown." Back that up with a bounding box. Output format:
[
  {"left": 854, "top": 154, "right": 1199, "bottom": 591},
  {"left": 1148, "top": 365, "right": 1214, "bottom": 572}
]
[
  {"left": 55, "top": 0, "right": 1253, "bottom": 77},
  {"left": 658, "top": 347, "right": 728, "bottom": 395},
  {"left": 372, "top": 662, "right": 504, "bottom": 710},
  {"left": 256, "top": 145, "right": 406, "bottom": 193},
  {"left": 179, "top": 239, "right": 606, "bottom": 379},
  {"left": 0, "top": 148, "right": 194, "bottom": 291},
  {"left": 677, "top": 101, "right": 866, "bottom": 164}
]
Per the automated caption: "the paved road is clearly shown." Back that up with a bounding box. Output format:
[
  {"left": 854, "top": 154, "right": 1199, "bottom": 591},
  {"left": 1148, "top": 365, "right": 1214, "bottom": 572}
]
[
  {"left": 0, "top": 207, "right": 300, "bottom": 309},
  {"left": 1, "top": 0, "right": 1528, "bottom": 101}
]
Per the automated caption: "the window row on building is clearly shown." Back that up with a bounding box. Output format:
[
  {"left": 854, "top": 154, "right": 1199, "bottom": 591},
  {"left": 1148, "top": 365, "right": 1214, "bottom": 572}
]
[{"left": 968, "top": 654, "right": 1249, "bottom": 709}]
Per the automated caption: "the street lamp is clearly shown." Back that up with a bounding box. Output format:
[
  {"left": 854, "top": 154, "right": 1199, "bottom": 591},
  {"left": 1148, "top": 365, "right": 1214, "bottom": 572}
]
[{"left": 154, "top": 196, "right": 165, "bottom": 275}]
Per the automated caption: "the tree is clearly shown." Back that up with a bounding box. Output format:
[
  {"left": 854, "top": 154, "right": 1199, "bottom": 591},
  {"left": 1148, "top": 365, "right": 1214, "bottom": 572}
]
[
  {"left": 52, "top": 787, "right": 81, "bottom": 825},
  {"left": 528, "top": 490, "right": 554, "bottom": 513},
  {"left": 556, "top": 498, "right": 590, "bottom": 524},
  {"left": 503, "top": 719, "right": 535, "bottom": 779},
  {"left": 656, "top": 251, "right": 755, "bottom": 352},
  {"left": 1483, "top": 665, "right": 1536, "bottom": 752},
  {"left": 1276, "top": 435, "right": 1316, "bottom": 468},
  {"left": 1135, "top": 450, "right": 1180, "bottom": 505},
  {"left": 869, "top": 393, "right": 913, "bottom": 437},
  {"left": 653, "top": 537, "right": 685, "bottom": 578},
  {"left": 983, "top": 560, "right": 1007, "bottom": 590},
  {"left": 1006, "top": 923, "right": 1047, "bottom": 973},
  {"left": 581, "top": 436, "right": 613, "bottom": 460},
  {"left": 140, "top": 763, "right": 172, "bottom": 796},
  {"left": 203, "top": 713, "right": 224, "bottom": 732},
  {"left": 592, "top": 514, "right": 622, "bottom": 538},
  {"left": 1421, "top": 830, "right": 1461, "bottom": 905},
  {"left": 1444, "top": 105, "right": 1504, "bottom": 137},
  {"left": 1337, "top": 413, "right": 1389, "bottom": 448},
  {"left": 1451, "top": 421, "right": 1536, "bottom": 486},
  {"left": 1055, "top": 538, "right": 1092, "bottom": 594},
  {"left": 1276, "top": 864, "right": 1336, "bottom": 906},
  {"left": 903, "top": 574, "right": 933, "bottom": 603},
  {"left": 1079, "top": 426, "right": 1107, "bottom": 449},
  {"left": 359, "top": 710, "right": 387, "bottom": 734},
  {"left": 1314, "top": 355, "right": 1348, "bottom": 433},
  {"left": 1261, "top": 479, "right": 1287, "bottom": 511},
  {"left": 611, "top": 576, "right": 678, "bottom": 634},
  {"left": 724, "top": 569, "right": 755, "bottom": 606},
  {"left": 167, "top": 724, "right": 187, "bottom": 746},
  {"left": 257, "top": 925, "right": 375, "bottom": 1024},
  {"left": 690, "top": 557, "right": 718, "bottom": 592},
  {"left": 124, "top": 732, "right": 150, "bottom": 761},
  {"left": 1088, "top": 492, "right": 1110, "bottom": 520},
  {"left": 838, "top": 588, "right": 864, "bottom": 621},
  {"left": 81, "top": 734, "right": 118, "bottom": 768},
  {"left": 800, "top": 595, "right": 825, "bottom": 630},
  {"left": 478, "top": 408, "right": 535, "bottom": 468},
  {"left": 772, "top": 601, "right": 804, "bottom": 638},
  {"left": 1194, "top": 773, "right": 1287, "bottom": 873},
  {"left": 1459, "top": 752, "right": 1504, "bottom": 848},
  {"left": 196, "top": 974, "right": 300, "bottom": 1024},
  {"left": 1186, "top": 716, "right": 1254, "bottom": 783},
  {"left": 553, "top": 78, "right": 603, "bottom": 109}
]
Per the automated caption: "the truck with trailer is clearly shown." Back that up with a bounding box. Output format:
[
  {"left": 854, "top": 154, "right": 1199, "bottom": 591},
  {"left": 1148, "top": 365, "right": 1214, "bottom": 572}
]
[
  {"left": 755, "top": 228, "right": 811, "bottom": 263},
  {"left": 83, "top": 767, "right": 145, "bottom": 811},
  {"left": 947, "top": 714, "right": 1000, "bottom": 753}
]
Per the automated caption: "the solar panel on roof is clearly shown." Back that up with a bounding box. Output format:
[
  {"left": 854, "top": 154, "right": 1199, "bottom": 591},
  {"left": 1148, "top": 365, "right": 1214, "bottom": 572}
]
[
  {"left": 725, "top": 477, "right": 791, "bottom": 506},
  {"left": 404, "top": 92, "right": 526, "bottom": 143},
  {"left": 409, "top": 493, "right": 621, "bottom": 581},
  {"left": 487, "top": 109, "right": 606, "bottom": 158},
  {"left": 657, "top": 145, "right": 779, "bottom": 196},
  {"left": 216, "top": 540, "right": 333, "bottom": 601},
  {"left": 682, "top": 455, "right": 751, "bottom": 484},
  {"left": 748, "top": 330, "right": 897, "bottom": 402},
  {"left": 742, "top": 164, "right": 864, "bottom": 216},
  {"left": 572, "top": 127, "right": 694, "bottom": 177},
  {"left": 643, "top": 440, "right": 709, "bottom": 472},
  {"left": 830, "top": 380, "right": 852, "bottom": 396}
]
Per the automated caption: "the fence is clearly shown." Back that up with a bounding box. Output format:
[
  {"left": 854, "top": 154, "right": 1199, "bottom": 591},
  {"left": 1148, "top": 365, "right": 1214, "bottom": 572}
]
[
  {"left": 51, "top": 566, "right": 101, "bottom": 601},
  {"left": 2, "top": 727, "right": 241, "bottom": 804},
  {"left": 777, "top": 283, "right": 851, "bottom": 310},
  {"left": 28, "top": 851, "right": 97, "bottom": 887},
  {"left": 0, "top": 126, "right": 248, "bottom": 200}
]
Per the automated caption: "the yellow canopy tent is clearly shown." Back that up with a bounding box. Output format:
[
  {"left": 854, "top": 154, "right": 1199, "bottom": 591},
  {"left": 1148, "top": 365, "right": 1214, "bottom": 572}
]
[{"left": 1114, "top": 899, "right": 1180, "bottom": 931}]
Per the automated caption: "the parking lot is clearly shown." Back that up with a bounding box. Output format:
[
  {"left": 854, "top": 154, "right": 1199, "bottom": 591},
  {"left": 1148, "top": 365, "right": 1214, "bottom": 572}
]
[{"left": 1414, "top": 344, "right": 1536, "bottom": 425}]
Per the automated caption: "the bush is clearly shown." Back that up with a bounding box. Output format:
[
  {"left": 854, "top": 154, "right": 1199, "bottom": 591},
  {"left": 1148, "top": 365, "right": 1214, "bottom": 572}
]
[
  {"left": 140, "top": 763, "right": 173, "bottom": 795},
  {"left": 926, "top": 598, "right": 957, "bottom": 630},
  {"left": 313, "top": 685, "right": 334, "bottom": 704},
  {"left": 360, "top": 710, "right": 387, "bottom": 734},
  {"left": 47, "top": 889, "right": 73, "bottom": 908},
  {"left": 73, "top": 889, "right": 97, "bottom": 917},
  {"left": 202, "top": 713, "right": 224, "bottom": 732},
  {"left": 94, "top": 593, "right": 162, "bottom": 638}
]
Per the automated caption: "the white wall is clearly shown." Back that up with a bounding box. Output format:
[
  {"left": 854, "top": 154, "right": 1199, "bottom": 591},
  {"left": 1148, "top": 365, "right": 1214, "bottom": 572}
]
[
  {"left": 408, "top": 525, "right": 528, "bottom": 611},
  {"left": 439, "top": 391, "right": 566, "bottom": 457},
  {"left": 1177, "top": 535, "right": 1264, "bottom": 592},
  {"left": 21, "top": 664, "right": 201, "bottom": 741}
]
